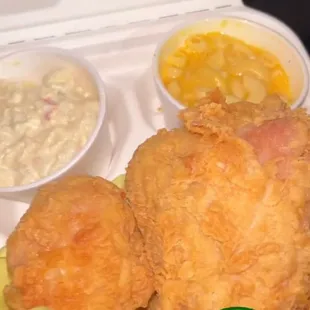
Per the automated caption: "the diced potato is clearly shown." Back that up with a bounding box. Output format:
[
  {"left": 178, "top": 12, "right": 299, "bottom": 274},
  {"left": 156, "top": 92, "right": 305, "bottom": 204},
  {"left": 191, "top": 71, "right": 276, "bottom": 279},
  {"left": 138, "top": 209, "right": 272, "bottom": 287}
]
[
  {"left": 227, "top": 59, "right": 270, "bottom": 82},
  {"left": 196, "top": 67, "right": 227, "bottom": 92},
  {"left": 232, "top": 41, "right": 256, "bottom": 59},
  {"left": 214, "top": 75, "right": 227, "bottom": 93},
  {"left": 229, "top": 77, "right": 246, "bottom": 100},
  {"left": 270, "top": 68, "right": 291, "bottom": 99},
  {"left": 167, "top": 81, "right": 181, "bottom": 98},
  {"left": 243, "top": 74, "right": 267, "bottom": 103},
  {"left": 196, "top": 68, "right": 217, "bottom": 86},
  {"left": 163, "top": 67, "right": 183, "bottom": 80},
  {"left": 43, "top": 68, "right": 75, "bottom": 89},
  {"left": 185, "top": 36, "right": 208, "bottom": 53},
  {"left": 206, "top": 50, "right": 225, "bottom": 70},
  {"left": 183, "top": 92, "right": 199, "bottom": 103},
  {"left": 188, "top": 41, "right": 207, "bottom": 53},
  {"left": 165, "top": 55, "right": 187, "bottom": 68},
  {"left": 195, "top": 87, "right": 212, "bottom": 100},
  {"left": 245, "top": 60, "right": 270, "bottom": 82},
  {"left": 212, "top": 35, "right": 228, "bottom": 49},
  {"left": 226, "top": 95, "right": 240, "bottom": 104}
]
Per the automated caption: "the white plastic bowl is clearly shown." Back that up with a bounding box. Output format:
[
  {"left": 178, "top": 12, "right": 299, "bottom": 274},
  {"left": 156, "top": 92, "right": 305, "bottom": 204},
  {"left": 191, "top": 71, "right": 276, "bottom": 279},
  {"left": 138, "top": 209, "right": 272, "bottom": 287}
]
[
  {"left": 153, "top": 16, "right": 310, "bottom": 129},
  {"left": 0, "top": 47, "right": 111, "bottom": 203}
]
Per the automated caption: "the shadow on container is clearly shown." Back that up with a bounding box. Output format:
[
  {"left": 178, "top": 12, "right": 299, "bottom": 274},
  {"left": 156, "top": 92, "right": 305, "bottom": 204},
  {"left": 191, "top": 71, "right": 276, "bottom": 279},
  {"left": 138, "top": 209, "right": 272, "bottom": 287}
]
[
  {"left": 104, "top": 83, "right": 132, "bottom": 178},
  {"left": 134, "top": 67, "right": 166, "bottom": 132}
]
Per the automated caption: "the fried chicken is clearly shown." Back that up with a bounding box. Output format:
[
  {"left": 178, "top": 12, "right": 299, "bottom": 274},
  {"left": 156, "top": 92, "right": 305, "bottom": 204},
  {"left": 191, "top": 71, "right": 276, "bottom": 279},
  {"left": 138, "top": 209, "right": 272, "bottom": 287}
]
[
  {"left": 126, "top": 91, "right": 310, "bottom": 309},
  {"left": 5, "top": 176, "right": 154, "bottom": 310}
]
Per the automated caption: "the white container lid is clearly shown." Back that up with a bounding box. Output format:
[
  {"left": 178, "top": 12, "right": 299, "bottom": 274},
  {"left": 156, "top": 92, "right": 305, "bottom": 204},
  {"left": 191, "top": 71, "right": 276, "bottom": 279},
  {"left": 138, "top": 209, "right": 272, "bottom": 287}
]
[{"left": 0, "top": 0, "right": 242, "bottom": 45}]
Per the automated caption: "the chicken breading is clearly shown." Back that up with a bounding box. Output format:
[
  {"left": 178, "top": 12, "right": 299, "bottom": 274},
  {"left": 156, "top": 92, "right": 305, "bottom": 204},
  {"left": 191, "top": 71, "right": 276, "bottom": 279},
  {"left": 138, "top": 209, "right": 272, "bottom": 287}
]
[
  {"left": 126, "top": 91, "right": 310, "bottom": 309},
  {"left": 5, "top": 176, "right": 154, "bottom": 310}
]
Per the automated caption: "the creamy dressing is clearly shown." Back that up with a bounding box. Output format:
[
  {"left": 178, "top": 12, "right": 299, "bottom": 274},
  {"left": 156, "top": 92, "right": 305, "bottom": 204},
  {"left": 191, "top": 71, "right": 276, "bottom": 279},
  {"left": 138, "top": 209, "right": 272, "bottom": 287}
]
[{"left": 0, "top": 68, "right": 99, "bottom": 187}]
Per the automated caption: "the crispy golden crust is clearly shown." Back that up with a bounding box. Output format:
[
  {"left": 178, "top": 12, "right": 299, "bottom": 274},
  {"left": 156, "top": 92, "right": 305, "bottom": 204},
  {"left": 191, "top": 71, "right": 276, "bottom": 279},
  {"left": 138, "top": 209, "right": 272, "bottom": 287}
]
[
  {"left": 180, "top": 93, "right": 310, "bottom": 139},
  {"left": 5, "top": 175, "right": 154, "bottom": 310},
  {"left": 126, "top": 97, "right": 310, "bottom": 309}
]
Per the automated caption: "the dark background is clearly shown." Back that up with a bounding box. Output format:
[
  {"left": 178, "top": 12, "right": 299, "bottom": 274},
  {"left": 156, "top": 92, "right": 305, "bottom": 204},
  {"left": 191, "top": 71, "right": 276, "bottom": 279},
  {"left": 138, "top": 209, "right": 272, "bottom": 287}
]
[{"left": 244, "top": 0, "right": 310, "bottom": 52}]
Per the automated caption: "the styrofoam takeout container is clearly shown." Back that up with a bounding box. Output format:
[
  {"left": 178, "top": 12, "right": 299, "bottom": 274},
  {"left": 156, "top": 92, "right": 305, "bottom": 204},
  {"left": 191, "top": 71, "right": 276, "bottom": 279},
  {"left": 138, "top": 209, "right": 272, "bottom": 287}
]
[
  {"left": 0, "top": 0, "right": 310, "bottom": 246},
  {"left": 0, "top": 47, "right": 111, "bottom": 203},
  {"left": 153, "top": 16, "right": 310, "bottom": 129}
]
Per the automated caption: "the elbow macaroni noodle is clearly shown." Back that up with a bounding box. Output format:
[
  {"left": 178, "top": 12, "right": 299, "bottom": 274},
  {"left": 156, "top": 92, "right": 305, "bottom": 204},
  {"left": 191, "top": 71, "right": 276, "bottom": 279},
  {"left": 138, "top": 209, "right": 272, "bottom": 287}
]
[{"left": 160, "top": 32, "right": 291, "bottom": 107}]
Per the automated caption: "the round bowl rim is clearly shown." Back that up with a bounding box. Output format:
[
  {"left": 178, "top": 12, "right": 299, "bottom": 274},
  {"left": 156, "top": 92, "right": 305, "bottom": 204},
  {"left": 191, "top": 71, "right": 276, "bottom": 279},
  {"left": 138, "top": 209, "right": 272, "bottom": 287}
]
[
  {"left": 0, "top": 46, "right": 107, "bottom": 193},
  {"left": 152, "top": 15, "right": 310, "bottom": 112}
]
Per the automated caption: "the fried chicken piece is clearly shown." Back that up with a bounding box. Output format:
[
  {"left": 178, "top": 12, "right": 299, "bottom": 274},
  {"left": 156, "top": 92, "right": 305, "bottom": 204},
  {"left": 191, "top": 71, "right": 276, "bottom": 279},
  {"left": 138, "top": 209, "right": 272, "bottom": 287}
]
[
  {"left": 181, "top": 91, "right": 309, "bottom": 142},
  {"left": 5, "top": 176, "right": 154, "bottom": 310},
  {"left": 182, "top": 92, "right": 310, "bottom": 191},
  {"left": 126, "top": 93, "right": 310, "bottom": 309}
]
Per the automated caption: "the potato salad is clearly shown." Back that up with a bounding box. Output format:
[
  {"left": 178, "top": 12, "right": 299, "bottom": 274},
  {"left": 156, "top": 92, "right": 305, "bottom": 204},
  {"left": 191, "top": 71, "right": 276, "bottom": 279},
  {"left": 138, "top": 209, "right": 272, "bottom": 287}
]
[{"left": 0, "top": 68, "right": 99, "bottom": 187}]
